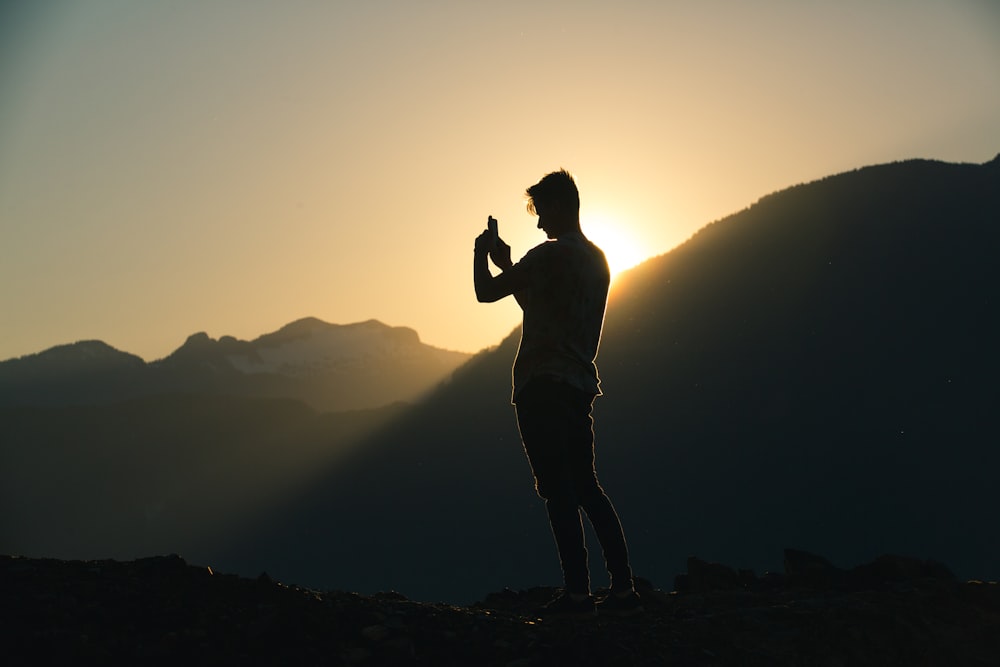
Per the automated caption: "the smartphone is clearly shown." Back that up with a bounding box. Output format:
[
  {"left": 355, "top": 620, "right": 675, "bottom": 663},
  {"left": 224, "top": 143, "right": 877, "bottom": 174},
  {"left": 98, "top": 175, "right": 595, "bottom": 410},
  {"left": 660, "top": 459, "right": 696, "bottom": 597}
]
[{"left": 487, "top": 216, "right": 498, "bottom": 243}]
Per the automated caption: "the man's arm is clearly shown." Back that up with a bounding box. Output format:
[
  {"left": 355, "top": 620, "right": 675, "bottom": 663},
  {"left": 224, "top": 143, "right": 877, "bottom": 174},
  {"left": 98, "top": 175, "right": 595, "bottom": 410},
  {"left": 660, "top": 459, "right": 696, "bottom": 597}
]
[
  {"left": 492, "top": 240, "right": 531, "bottom": 309},
  {"left": 474, "top": 232, "right": 530, "bottom": 303}
]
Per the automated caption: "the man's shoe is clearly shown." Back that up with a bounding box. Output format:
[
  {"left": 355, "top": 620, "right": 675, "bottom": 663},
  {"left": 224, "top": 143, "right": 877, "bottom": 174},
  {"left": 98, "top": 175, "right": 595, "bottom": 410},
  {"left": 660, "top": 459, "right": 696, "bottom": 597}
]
[
  {"left": 540, "top": 592, "right": 597, "bottom": 619},
  {"left": 598, "top": 590, "right": 644, "bottom": 617}
]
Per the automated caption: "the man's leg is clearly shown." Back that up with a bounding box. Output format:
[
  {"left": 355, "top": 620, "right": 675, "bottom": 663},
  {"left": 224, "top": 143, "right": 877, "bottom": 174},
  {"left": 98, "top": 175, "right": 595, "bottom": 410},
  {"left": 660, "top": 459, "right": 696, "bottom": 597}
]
[
  {"left": 578, "top": 486, "right": 633, "bottom": 592},
  {"left": 543, "top": 497, "right": 590, "bottom": 595},
  {"left": 569, "top": 394, "right": 635, "bottom": 592},
  {"left": 515, "top": 380, "right": 591, "bottom": 594}
]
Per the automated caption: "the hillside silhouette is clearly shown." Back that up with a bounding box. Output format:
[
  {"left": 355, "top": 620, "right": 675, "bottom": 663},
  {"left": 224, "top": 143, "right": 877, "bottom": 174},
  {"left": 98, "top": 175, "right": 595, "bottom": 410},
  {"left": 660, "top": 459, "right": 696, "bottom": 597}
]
[
  {"left": 1, "top": 395, "right": 408, "bottom": 560},
  {"left": 3, "top": 155, "right": 997, "bottom": 607}
]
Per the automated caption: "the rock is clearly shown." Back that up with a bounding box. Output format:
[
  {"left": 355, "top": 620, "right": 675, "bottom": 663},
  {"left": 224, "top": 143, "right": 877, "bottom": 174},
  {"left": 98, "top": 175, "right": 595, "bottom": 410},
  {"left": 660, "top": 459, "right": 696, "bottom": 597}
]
[
  {"left": 373, "top": 590, "right": 408, "bottom": 601},
  {"left": 383, "top": 614, "right": 407, "bottom": 630},
  {"left": 385, "top": 635, "right": 415, "bottom": 656},
  {"left": 850, "top": 554, "right": 955, "bottom": 585},
  {"left": 676, "top": 556, "right": 754, "bottom": 593},
  {"left": 360, "top": 624, "right": 390, "bottom": 642},
  {"left": 784, "top": 547, "right": 844, "bottom": 587},
  {"left": 344, "top": 646, "right": 372, "bottom": 663}
]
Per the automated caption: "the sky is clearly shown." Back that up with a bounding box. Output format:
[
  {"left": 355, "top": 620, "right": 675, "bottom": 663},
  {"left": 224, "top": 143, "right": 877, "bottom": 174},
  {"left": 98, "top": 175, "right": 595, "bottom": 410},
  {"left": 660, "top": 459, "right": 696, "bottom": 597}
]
[{"left": 2, "top": 0, "right": 998, "bottom": 362}]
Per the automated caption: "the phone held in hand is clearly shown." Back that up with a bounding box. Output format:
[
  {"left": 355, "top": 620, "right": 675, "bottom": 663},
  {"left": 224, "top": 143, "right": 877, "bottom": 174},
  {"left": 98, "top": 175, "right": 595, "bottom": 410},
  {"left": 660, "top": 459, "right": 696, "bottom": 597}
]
[{"left": 487, "top": 216, "right": 498, "bottom": 244}]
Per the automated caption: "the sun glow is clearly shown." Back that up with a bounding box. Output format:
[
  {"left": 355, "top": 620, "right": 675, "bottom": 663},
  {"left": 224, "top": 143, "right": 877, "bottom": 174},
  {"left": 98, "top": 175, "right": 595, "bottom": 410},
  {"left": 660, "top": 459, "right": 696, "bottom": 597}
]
[{"left": 582, "top": 214, "right": 647, "bottom": 278}]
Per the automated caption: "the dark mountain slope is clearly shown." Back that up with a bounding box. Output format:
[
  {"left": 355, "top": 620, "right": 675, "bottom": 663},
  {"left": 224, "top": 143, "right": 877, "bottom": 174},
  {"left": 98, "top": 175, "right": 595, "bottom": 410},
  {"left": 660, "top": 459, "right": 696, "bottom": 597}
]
[
  {"left": 597, "top": 157, "right": 998, "bottom": 577},
  {"left": 0, "top": 395, "right": 408, "bottom": 561},
  {"left": 0, "top": 320, "right": 469, "bottom": 569},
  {"left": 223, "top": 156, "right": 999, "bottom": 604},
  {"left": 0, "top": 341, "right": 147, "bottom": 405}
]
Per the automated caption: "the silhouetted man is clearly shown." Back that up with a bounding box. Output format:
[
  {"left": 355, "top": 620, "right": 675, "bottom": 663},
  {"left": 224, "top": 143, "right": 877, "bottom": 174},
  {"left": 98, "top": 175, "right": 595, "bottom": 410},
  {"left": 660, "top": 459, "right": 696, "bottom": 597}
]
[{"left": 474, "top": 169, "right": 641, "bottom": 618}]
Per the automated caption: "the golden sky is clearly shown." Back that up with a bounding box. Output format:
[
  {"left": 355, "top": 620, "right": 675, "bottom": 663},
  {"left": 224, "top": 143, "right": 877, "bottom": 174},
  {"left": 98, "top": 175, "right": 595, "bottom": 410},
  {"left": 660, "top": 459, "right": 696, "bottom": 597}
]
[{"left": 1, "top": 1, "right": 998, "bottom": 361}]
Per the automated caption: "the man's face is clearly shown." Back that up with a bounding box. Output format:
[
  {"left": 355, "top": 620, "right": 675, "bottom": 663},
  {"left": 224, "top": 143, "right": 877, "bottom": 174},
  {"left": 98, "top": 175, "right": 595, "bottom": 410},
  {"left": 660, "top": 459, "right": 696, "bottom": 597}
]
[{"left": 534, "top": 201, "right": 571, "bottom": 239}]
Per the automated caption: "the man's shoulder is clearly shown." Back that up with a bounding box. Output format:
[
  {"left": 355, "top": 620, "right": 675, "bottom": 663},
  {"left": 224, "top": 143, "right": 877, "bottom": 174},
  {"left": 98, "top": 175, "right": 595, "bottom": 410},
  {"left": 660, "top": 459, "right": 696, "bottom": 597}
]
[
  {"left": 517, "top": 235, "right": 608, "bottom": 278},
  {"left": 518, "top": 240, "right": 558, "bottom": 266},
  {"left": 523, "top": 235, "right": 592, "bottom": 259},
  {"left": 563, "top": 234, "right": 610, "bottom": 277}
]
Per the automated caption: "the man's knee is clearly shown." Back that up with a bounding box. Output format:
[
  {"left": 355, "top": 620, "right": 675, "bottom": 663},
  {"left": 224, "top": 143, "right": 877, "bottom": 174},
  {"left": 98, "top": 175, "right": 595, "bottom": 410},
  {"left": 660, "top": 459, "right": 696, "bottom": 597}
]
[
  {"left": 574, "top": 474, "right": 605, "bottom": 504},
  {"left": 535, "top": 471, "right": 578, "bottom": 504}
]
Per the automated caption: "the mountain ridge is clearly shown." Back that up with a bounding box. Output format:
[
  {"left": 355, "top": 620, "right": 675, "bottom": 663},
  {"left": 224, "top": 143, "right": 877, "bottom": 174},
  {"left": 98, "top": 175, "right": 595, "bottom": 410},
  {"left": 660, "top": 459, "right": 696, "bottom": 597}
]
[
  {"left": 0, "top": 317, "right": 471, "bottom": 412},
  {"left": 0, "top": 317, "right": 463, "bottom": 365}
]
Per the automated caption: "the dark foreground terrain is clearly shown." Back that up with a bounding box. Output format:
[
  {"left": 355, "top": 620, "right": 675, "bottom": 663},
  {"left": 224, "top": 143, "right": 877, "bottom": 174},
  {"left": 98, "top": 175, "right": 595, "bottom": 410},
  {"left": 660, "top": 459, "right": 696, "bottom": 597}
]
[{"left": 3, "top": 551, "right": 999, "bottom": 666}]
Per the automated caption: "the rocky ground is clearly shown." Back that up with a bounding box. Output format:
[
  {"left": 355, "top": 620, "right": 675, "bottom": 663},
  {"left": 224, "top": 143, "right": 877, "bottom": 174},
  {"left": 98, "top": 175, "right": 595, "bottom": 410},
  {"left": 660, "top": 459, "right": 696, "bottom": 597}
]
[{"left": 2, "top": 550, "right": 999, "bottom": 666}]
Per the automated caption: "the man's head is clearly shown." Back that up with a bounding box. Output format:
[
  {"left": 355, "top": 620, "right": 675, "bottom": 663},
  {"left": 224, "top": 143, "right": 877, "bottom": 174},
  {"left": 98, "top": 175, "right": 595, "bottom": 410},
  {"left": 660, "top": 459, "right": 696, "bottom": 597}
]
[{"left": 526, "top": 169, "right": 580, "bottom": 239}]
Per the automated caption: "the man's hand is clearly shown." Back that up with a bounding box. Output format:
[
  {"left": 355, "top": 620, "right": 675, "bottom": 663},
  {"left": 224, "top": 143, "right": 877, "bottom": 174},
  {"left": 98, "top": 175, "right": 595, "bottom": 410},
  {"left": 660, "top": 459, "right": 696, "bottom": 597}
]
[
  {"left": 474, "top": 229, "right": 526, "bottom": 303},
  {"left": 474, "top": 229, "right": 495, "bottom": 254},
  {"left": 489, "top": 238, "right": 513, "bottom": 270},
  {"left": 474, "top": 228, "right": 512, "bottom": 271}
]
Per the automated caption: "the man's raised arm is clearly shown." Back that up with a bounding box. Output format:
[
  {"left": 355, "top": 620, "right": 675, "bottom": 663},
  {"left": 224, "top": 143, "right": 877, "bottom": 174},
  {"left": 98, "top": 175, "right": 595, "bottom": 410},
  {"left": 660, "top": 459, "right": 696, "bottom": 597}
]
[{"left": 474, "top": 231, "right": 528, "bottom": 303}]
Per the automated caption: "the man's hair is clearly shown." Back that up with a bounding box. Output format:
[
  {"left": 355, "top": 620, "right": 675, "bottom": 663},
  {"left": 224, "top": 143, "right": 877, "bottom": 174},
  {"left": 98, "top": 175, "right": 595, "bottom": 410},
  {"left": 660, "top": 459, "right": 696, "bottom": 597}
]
[{"left": 525, "top": 169, "right": 580, "bottom": 216}]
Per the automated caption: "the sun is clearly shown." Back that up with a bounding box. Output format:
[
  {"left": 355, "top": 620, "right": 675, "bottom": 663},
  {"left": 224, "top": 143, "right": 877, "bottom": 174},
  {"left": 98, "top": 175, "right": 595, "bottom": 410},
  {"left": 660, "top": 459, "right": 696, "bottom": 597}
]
[{"left": 581, "top": 213, "right": 646, "bottom": 278}]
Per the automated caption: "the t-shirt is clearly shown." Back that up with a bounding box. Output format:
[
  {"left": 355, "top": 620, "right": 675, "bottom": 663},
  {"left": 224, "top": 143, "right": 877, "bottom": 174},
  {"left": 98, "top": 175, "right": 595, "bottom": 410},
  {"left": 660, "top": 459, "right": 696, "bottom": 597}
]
[{"left": 505, "top": 230, "right": 610, "bottom": 402}]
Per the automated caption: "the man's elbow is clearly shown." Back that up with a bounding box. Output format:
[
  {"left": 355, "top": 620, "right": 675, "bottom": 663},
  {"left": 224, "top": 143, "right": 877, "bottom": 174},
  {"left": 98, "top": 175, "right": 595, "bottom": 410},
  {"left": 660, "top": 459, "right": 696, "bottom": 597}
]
[
  {"left": 476, "top": 288, "right": 501, "bottom": 303},
  {"left": 475, "top": 271, "right": 513, "bottom": 302}
]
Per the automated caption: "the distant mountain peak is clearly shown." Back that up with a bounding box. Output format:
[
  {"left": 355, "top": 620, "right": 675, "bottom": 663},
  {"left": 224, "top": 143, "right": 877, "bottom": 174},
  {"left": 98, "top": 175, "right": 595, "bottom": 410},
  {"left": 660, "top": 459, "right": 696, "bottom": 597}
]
[
  {"left": 258, "top": 317, "right": 391, "bottom": 346},
  {"left": 0, "top": 340, "right": 145, "bottom": 397},
  {"left": 253, "top": 318, "right": 411, "bottom": 349},
  {"left": 60, "top": 340, "right": 124, "bottom": 357},
  {"left": 3, "top": 340, "right": 144, "bottom": 367},
  {"left": 272, "top": 317, "right": 337, "bottom": 337},
  {"left": 180, "top": 332, "right": 214, "bottom": 348},
  {"left": 165, "top": 331, "right": 238, "bottom": 364}
]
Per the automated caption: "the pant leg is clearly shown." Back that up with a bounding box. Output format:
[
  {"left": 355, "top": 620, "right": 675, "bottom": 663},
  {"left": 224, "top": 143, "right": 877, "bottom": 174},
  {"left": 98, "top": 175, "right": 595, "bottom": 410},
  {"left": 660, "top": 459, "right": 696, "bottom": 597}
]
[
  {"left": 515, "top": 380, "right": 591, "bottom": 594},
  {"left": 568, "top": 391, "right": 635, "bottom": 591},
  {"left": 578, "top": 486, "right": 634, "bottom": 590}
]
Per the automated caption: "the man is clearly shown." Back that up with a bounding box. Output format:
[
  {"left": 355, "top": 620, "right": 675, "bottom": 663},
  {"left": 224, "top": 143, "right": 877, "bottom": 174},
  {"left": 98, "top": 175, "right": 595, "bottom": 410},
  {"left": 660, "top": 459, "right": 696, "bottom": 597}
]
[{"left": 474, "top": 169, "right": 642, "bottom": 618}]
